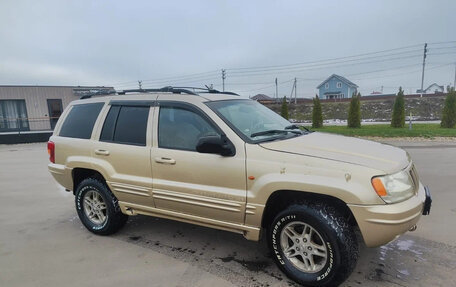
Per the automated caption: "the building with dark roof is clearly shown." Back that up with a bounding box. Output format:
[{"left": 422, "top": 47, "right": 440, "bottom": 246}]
[{"left": 251, "top": 94, "right": 273, "bottom": 101}]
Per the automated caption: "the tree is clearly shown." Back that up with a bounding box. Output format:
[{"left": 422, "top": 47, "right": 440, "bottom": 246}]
[
  {"left": 281, "top": 96, "right": 289, "bottom": 119},
  {"left": 441, "top": 89, "right": 456, "bottom": 128},
  {"left": 391, "top": 87, "right": 405, "bottom": 128},
  {"left": 347, "top": 92, "right": 361, "bottom": 128},
  {"left": 312, "top": 95, "right": 323, "bottom": 128}
]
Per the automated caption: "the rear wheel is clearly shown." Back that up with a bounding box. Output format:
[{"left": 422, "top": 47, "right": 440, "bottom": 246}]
[
  {"left": 268, "top": 202, "right": 358, "bottom": 287},
  {"left": 75, "top": 178, "right": 128, "bottom": 235}
]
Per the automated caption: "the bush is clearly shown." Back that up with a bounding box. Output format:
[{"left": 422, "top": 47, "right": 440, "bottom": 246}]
[
  {"left": 347, "top": 93, "right": 361, "bottom": 128},
  {"left": 441, "top": 89, "right": 456, "bottom": 128},
  {"left": 312, "top": 95, "right": 323, "bottom": 128},
  {"left": 391, "top": 87, "right": 405, "bottom": 128},
  {"left": 281, "top": 96, "right": 289, "bottom": 119}
]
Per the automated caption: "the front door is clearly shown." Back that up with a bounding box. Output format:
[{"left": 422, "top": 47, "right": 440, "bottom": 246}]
[
  {"left": 151, "top": 101, "right": 246, "bottom": 224},
  {"left": 47, "top": 99, "right": 63, "bottom": 130}
]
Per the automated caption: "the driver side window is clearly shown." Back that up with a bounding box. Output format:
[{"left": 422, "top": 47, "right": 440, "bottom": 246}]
[{"left": 158, "top": 106, "right": 219, "bottom": 151}]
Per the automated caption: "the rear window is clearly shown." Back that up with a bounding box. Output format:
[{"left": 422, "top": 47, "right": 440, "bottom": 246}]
[
  {"left": 100, "top": 105, "right": 149, "bottom": 146},
  {"left": 59, "top": 103, "right": 104, "bottom": 139}
]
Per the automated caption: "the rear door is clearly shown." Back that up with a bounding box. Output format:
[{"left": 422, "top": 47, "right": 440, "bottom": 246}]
[
  {"left": 92, "top": 101, "right": 154, "bottom": 208},
  {"left": 151, "top": 99, "right": 247, "bottom": 224}
]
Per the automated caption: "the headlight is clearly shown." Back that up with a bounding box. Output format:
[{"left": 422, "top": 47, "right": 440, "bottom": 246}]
[{"left": 371, "top": 170, "right": 414, "bottom": 203}]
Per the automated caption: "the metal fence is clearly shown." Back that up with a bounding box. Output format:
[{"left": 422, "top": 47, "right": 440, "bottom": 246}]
[{"left": 0, "top": 117, "right": 58, "bottom": 133}]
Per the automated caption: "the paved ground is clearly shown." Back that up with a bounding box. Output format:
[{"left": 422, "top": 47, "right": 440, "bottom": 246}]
[{"left": 1, "top": 142, "right": 455, "bottom": 287}]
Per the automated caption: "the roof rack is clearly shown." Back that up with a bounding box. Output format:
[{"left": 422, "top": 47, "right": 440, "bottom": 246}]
[
  {"left": 117, "top": 87, "right": 199, "bottom": 95},
  {"left": 79, "top": 89, "right": 117, "bottom": 99},
  {"left": 79, "top": 86, "right": 239, "bottom": 99},
  {"left": 171, "top": 86, "right": 240, "bottom": 96}
]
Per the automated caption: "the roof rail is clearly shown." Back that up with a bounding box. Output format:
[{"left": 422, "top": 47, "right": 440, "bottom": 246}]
[
  {"left": 79, "top": 86, "right": 240, "bottom": 99},
  {"left": 118, "top": 86, "right": 198, "bottom": 95},
  {"left": 169, "top": 86, "right": 240, "bottom": 96},
  {"left": 79, "top": 89, "right": 117, "bottom": 99}
]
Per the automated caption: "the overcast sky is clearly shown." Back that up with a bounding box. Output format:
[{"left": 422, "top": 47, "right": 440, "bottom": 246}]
[{"left": 0, "top": 0, "right": 455, "bottom": 97}]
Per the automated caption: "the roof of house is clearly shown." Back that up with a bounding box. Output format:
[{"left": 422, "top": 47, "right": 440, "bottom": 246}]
[
  {"left": 251, "top": 94, "right": 272, "bottom": 101},
  {"left": 426, "top": 83, "right": 444, "bottom": 90},
  {"left": 317, "top": 74, "right": 358, "bottom": 89},
  {"left": 416, "top": 83, "right": 445, "bottom": 93}
]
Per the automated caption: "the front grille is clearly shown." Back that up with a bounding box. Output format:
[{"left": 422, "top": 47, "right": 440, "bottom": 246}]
[{"left": 409, "top": 164, "right": 419, "bottom": 194}]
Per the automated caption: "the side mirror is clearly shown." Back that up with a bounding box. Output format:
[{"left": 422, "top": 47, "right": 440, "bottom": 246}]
[{"left": 196, "top": 135, "right": 235, "bottom": 156}]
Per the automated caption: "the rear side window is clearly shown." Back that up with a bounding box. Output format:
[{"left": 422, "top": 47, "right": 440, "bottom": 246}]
[
  {"left": 100, "top": 105, "right": 149, "bottom": 146},
  {"left": 59, "top": 103, "right": 104, "bottom": 139}
]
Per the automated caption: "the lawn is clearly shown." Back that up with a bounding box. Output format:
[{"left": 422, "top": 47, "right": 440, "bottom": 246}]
[{"left": 304, "top": 124, "right": 456, "bottom": 138}]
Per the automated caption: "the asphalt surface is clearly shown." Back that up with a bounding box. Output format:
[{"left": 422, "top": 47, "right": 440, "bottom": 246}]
[{"left": 1, "top": 141, "right": 455, "bottom": 287}]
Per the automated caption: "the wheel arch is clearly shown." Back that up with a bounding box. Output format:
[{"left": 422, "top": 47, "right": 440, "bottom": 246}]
[
  {"left": 261, "top": 190, "right": 358, "bottom": 230},
  {"left": 72, "top": 168, "right": 107, "bottom": 194}
]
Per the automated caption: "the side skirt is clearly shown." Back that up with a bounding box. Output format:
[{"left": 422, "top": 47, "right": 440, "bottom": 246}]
[{"left": 119, "top": 201, "right": 261, "bottom": 241}]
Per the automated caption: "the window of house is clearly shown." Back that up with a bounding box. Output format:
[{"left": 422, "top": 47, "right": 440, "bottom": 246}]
[
  {"left": 100, "top": 105, "right": 149, "bottom": 146},
  {"left": 0, "top": 100, "right": 29, "bottom": 131},
  {"left": 158, "top": 106, "right": 219, "bottom": 151},
  {"left": 325, "top": 83, "right": 329, "bottom": 89},
  {"left": 337, "top": 82, "right": 342, "bottom": 88},
  {"left": 59, "top": 103, "right": 104, "bottom": 139}
]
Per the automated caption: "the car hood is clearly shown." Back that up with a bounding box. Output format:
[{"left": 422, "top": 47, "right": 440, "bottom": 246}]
[{"left": 259, "top": 132, "right": 409, "bottom": 173}]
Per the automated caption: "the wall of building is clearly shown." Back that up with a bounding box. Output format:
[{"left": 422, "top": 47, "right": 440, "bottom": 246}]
[
  {"left": 318, "top": 77, "right": 355, "bottom": 99},
  {"left": 0, "top": 86, "right": 112, "bottom": 131}
]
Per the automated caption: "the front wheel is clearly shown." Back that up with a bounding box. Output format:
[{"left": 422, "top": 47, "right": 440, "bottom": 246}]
[
  {"left": 268, "top": 203, "right": 358, "bottom": 287},
  {"left": 75, "top": 178, "right": 128, "bottom": 235}
]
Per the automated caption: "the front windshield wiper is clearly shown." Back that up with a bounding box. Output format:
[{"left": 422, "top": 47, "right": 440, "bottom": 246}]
[
  {"left": 251, "top": 129, "right": 302, "bottom": 138},
  {"left": 285, "top": 124, "right": 311, "bottom": 132}
]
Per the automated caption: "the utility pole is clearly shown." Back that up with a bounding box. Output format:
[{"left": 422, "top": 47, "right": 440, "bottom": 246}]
[
  {"left": 275, "top": 78, "right": 278, "bottom": 103},
  {"left": 138, "top": 80, "right": 142, "bottom": 90},
  {"left": 420, "top": 43, "right": 428, "bottom": 97},
  {"left": 221, "top": 69, "right": 226, "bottom": 92},
  {"left": 289, "top": 79, "right": 296, "bottom": 104},
  {"left": 454, "top": 63, "right": 456, "bottom": 90},
  {"left": 294, "top": 78, "right": 297, "bottom": 104}
]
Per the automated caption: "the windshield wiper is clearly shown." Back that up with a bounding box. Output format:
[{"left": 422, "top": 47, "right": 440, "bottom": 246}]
[
  {"left": 285, "top": 124, "right": 310, "bottom": 132},
  {"left": 251, "top": 129, "right": 302, "bottom": 138}
]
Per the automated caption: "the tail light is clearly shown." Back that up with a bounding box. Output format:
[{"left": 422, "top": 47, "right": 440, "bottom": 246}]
[{"left": 47, "top": 141, "right": 55, "bottom": 163}]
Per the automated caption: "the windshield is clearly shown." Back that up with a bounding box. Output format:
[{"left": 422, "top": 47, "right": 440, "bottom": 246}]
[{"left": 207, "top": 99, "right": 303, "bottom": 143}]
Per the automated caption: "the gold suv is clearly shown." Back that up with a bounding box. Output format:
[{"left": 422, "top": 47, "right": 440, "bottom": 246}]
[{"left": 48, "top": 87, "right": 431, "bottom": 287}]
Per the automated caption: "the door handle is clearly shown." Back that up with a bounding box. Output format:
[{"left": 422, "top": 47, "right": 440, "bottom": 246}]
[
  {"left": 95, "top": 149, "right": 110, "bottom": 156},
  {"left": 154, "top": 157, "right": 176, "bottom": 165}
]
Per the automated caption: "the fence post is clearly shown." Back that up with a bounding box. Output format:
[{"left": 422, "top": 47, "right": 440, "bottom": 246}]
[{"left": 17, "top": 118, "right": 21, "bottom": 135}]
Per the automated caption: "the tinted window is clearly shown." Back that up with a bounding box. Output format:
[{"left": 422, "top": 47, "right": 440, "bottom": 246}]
[
  {"left": 158, "top": 106, "right": 219, "bottom": 151},
  {"left": 59, "top": 103, "right": 104, "bottom": 139},
  {"left": 100, "top": 105, "right": 149, "bottom": 146},
  {"left": 100, "top": 106, "right": 120, "bottom": 142}
]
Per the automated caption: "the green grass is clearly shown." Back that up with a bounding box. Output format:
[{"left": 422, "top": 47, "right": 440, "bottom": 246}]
[{"left": 304, "top": 124, "right": 456, "bottom": 138}]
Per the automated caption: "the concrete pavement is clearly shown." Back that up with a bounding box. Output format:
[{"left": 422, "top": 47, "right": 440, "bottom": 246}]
[{"left": 0, "top": 142, "right": 455, "bottom": 287}]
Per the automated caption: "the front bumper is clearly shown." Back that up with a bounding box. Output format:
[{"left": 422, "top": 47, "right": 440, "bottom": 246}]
[{"left": 348, "top": 183, "right": 430, "bottom": 247}]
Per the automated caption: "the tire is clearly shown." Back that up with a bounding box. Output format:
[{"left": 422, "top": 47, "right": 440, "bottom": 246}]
[
  {"left": 75, "top": 178, "right": 128, "bottom": 235},
  {"left": 268, "top": 202, "right": 358, "bottom": 287}
]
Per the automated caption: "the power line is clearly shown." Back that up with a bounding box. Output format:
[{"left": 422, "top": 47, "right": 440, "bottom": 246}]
[
  {"left": 228, "top": 50, "right": 423, "bottom": 75},
  {"left": 226, "top": 54, "right": 424, "bottom": 78},
  {"left": 227, "top": 43, "right": 424, "bottom": 72}
]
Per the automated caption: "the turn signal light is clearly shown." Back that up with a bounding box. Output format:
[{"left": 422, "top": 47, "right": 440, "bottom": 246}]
[
  {"left": 47, "top": 141, "right": 55, "bottom": 163},
  {"left": 371, "top": 177, "right": 387, "bottom": 197}
]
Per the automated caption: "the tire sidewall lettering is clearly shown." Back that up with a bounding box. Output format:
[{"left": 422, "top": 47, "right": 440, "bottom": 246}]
[
  {"left": 271, "top": 213, "right": 335, "bottom": 282},
  {"left": 76, "top": 184, "right": 109, "bottom": 231}
]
